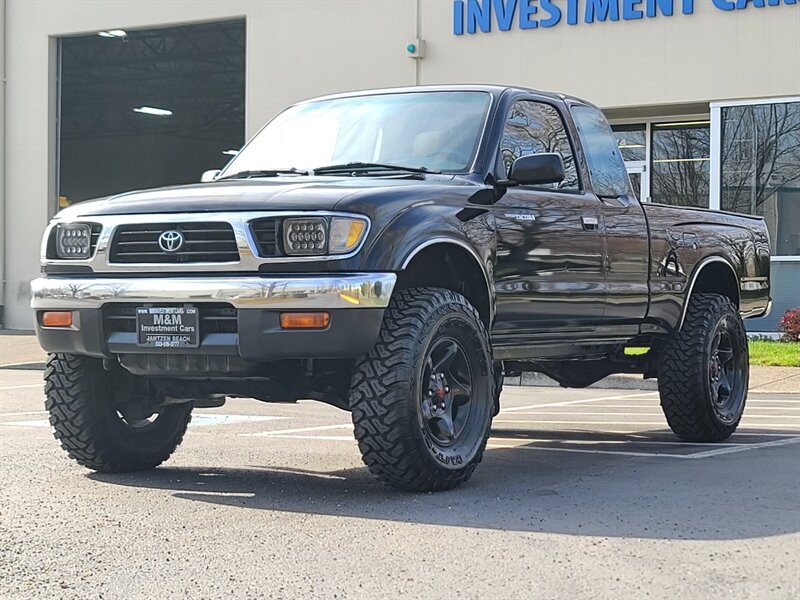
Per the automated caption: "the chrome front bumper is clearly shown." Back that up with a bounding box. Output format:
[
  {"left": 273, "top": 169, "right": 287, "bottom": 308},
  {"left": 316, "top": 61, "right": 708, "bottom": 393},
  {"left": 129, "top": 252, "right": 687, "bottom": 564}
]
[{"left": 31, "top": 273, "right": 397, "bottom": 310}]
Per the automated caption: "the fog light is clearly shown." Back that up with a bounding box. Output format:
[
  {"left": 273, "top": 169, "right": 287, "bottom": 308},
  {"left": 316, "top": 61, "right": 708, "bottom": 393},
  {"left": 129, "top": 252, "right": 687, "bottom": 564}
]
[
  {"left": 41, "top": 311, "right": 74, "bottom": 328},
  {"left": 280, "top": 312, "right": 330, "bottom": 329}
]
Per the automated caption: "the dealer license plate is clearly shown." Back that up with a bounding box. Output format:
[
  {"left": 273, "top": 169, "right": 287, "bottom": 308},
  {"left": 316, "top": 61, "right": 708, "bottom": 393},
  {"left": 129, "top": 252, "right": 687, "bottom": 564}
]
[{"left": 136, "top": 306, "right": 199, "bottom": 349}]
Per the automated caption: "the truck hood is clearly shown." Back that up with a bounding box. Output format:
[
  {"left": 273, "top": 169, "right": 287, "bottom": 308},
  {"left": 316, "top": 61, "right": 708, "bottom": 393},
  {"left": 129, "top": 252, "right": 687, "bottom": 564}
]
[{"left": 56, "top": 175, "right": 472, "bottom": 218}]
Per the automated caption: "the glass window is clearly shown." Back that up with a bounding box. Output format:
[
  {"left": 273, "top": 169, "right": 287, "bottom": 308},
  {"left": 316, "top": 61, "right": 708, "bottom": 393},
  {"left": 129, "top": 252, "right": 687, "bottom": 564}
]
[
  {"left": 651, "top": 122, "right": 710, "bottom": 207},
  {"left": 612, "top": 124, "right": 646, "bottom": 162},
  {"left": 498, "top": 101, "right": 579, "bottom": 190},
  {"left": 572, "top": 105, "right": 629, "bottom": 197},
  {"left": 223, "top": 91, "right": 491, "bottom": 176},
  {"left": 720, "top": 101, "right": 800, "bottom": 257}
]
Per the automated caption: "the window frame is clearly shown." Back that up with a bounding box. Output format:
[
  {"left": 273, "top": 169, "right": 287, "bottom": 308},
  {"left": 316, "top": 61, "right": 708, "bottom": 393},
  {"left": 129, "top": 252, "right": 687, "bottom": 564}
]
[{"left": 495, "top": 98, "right": 584, "bottom": 194}]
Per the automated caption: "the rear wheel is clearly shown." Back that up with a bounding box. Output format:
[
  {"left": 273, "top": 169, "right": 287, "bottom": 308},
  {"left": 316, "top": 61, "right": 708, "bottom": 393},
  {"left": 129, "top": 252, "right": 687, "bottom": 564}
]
[
  {"left": 44, "top": 353, "right": 192, "bottom": 472},
  {"left": 349, "top": 288, "right": 494, "bottom": 492},
  {"left": 658, "top": 293, "right": 749, "bottom": 442}
]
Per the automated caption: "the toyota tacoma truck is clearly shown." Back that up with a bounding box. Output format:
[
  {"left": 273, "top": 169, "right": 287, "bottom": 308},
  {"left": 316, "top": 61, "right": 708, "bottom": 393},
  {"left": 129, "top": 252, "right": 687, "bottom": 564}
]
[{"left": 32, "top": 85, "right": 772, "bottom": 492}]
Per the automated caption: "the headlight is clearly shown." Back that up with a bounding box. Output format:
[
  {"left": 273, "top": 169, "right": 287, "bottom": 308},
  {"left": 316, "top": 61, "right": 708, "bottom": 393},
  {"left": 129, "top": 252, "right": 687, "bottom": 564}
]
[
  {"left": 283, "top": 217, "right": 328, "bottom": 255},
  {"left": 55, "top": 223, "right": 92, "bottom": 259},
  {"left": 282, "top": 216, "right": 368, "bottom": 256}
]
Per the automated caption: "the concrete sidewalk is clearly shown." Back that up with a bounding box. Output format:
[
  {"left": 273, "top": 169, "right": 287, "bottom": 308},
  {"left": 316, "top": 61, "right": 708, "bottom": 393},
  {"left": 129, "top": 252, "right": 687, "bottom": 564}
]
[
  {"left": 0, "top": 331, "right": 45, "bottom": 368},
  {"left": 2, "top": 330, "right": 798, "bottom": 393},
  {"left": 507, "top": 368, "right": 799, "bottom": 393}
]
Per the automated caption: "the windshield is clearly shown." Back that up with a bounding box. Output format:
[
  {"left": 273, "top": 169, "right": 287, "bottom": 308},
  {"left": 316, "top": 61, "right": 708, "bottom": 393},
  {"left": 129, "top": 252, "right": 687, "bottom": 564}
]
[{"left": 220, "top": 91, "right": 492, "bottom": 176}]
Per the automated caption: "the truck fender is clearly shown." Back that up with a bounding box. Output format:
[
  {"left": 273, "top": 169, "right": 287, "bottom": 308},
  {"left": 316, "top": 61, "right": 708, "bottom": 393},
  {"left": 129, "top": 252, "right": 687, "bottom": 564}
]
[{"left": 677, "top": 256, "right": 740, "bottom": 331}]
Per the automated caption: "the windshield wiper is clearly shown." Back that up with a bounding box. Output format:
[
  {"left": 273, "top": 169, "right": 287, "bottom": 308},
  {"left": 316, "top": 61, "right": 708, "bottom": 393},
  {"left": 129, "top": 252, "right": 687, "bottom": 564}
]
[
  {"left": 216, "top": 168, "right": 309, "bottom": 180},
  {"left": 312, "top": 162, "right": 442, "bottom": 175}
]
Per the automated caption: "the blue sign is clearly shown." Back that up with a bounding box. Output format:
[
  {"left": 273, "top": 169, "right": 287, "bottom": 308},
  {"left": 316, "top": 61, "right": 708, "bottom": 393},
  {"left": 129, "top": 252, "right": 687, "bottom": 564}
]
[{"left": 453, "top": 0, "right": 798, "bottom": 35}]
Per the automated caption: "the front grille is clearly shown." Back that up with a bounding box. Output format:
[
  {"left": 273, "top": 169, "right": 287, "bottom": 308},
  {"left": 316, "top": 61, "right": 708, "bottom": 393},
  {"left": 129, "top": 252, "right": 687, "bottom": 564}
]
[
  {"left": 103, "top": 303, "right": 238, "bottom": 335},
  {"left": 89, "top": 224, "right": 102, "bottom": 255},
  {"left": 109, "top": 222, "right": 239, "bottom": 263},
  {"left": 249, "top": 217, "right": 282, "bottom": 257}
]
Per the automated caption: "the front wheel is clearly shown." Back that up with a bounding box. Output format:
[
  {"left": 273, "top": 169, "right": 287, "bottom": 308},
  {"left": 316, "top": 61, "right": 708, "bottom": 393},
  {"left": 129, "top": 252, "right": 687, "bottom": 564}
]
[
  {"left": 658, "top": 293, "right": 749, "bottom": 442},
  {"left": 349, "top": 288, "right": 495, "bottom": 492},
  {"left": 44, "top": 353, "right": 192, "bottom": 472}
]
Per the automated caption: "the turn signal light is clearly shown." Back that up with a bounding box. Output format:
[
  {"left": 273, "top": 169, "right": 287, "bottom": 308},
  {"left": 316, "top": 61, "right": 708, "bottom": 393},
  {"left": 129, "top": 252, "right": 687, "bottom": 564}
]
[
  {"left": 41, "top": 311, "right": 74, "bottom": 328},
  {"left": 280, "top": 312, "right": 330, "bottom": 330}
]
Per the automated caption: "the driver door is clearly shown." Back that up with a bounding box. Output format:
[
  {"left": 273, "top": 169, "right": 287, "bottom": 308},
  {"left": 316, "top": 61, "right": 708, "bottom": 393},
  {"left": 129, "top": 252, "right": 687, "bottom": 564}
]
[{"left": 492, "top": 99, "right": 606, "bottom": 345}]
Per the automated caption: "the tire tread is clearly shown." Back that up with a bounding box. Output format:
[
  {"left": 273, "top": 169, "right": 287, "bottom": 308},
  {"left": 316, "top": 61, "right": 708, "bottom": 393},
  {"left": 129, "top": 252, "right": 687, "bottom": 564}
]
[
  {"left": 44, "top": 353, "right": 191, "bottom": 472},
  {"left": 658, "top": 293, "right": 747, "bottom": 442},
  {"left": 349, "top": 288, "right": 493, "bottom": 492}
]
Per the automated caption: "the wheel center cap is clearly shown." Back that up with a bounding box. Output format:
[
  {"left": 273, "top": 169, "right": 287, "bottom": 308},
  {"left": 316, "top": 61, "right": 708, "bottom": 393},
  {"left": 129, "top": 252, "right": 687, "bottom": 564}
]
[{"left": 428, "top": 373, "right": 449, "bottom": 410}]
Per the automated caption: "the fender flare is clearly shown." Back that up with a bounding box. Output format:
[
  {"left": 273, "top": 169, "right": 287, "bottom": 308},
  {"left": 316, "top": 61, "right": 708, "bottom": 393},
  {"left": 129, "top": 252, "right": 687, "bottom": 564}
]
[
  {"left": 677, "top": 256, "right": 740, "bottom": 331},
  {"left": 400, "top": 237, "right": 494, "bottom": 320}
]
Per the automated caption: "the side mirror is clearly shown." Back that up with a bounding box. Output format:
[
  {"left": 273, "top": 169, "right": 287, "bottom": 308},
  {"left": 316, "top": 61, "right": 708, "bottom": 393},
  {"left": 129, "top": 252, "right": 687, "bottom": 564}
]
[
  {"left": 201, "top": 169, "right": 221, "bottom": 183},
  {"left": 508, "top": 153, "right": 565, "bottom": 186}
]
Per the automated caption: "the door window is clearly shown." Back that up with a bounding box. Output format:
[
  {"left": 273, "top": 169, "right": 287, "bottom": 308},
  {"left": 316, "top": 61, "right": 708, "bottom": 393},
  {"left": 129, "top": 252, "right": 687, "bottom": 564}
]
[
  {"left": 499, "top": 101, "right": 580, "bottom": 190},
  {"left": 571, "top": 105, "right": 630, "bottom": 198}
]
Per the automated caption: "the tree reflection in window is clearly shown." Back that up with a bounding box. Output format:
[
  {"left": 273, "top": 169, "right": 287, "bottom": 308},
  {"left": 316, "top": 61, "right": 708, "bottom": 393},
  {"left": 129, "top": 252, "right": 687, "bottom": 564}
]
[
  {"left": 720, "top": 101, "right": 800, "bottom": 256},
  {"left": 571, "top": 105, "right": 629, "bottom": 197},
  {"left": 499, "top": 101, "right": 579, "bottom": 190},
  {"left": 651, "top": 123, "right": 710, "bottom": 207}
]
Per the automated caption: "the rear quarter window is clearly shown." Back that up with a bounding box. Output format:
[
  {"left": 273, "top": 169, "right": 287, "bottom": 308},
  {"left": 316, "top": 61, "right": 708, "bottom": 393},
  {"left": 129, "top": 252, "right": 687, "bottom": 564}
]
[{"left": 571, "top": 105, "right": 630, "bottom": 198}]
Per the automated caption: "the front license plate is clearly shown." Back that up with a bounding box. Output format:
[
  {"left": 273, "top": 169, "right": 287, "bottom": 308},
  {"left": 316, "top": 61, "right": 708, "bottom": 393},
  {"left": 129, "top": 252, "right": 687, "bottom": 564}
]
[{"left": 136, "top": 306, "right": 199, "bottom": 349}]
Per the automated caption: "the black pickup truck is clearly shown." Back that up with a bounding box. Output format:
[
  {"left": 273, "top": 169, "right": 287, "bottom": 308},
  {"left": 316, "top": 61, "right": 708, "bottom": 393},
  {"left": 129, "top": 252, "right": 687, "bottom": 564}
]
[{"left": 32, "top": 85, "right": 771, "bottom": 492}]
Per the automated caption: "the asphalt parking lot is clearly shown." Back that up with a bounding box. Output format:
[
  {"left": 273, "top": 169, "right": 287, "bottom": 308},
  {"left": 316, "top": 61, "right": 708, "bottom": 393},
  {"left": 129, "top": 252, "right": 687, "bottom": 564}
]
[{"left": 1, "top": 363, "right": 799, "bottom": 599}]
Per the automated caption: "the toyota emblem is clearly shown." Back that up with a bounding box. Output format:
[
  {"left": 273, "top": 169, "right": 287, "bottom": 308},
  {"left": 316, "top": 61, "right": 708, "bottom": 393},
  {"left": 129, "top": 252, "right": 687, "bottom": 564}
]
[{"left": 158, "top": 230, "right": 184, "bottom": 252}]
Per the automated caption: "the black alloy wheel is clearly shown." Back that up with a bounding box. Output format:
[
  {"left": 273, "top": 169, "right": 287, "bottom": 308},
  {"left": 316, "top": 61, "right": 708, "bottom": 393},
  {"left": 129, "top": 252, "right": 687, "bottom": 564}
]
[
  {"left": 707, "top": 317, "right": 747, "bottom": 425},
  {"left": 420, "top": 338, "right": 475, "bottom": 448}
]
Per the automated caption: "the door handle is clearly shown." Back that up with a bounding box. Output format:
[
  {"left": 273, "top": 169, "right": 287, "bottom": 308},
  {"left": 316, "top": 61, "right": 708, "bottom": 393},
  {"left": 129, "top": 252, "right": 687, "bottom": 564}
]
[{"left": 582, "top": 216, "right": 599, "bottom": 231}]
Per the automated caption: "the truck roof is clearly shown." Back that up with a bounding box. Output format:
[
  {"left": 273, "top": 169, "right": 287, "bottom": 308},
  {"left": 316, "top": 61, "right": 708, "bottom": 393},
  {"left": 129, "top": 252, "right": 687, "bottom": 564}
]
[{"left": 296, "top": 84, "right": 588, "bottom": 107}]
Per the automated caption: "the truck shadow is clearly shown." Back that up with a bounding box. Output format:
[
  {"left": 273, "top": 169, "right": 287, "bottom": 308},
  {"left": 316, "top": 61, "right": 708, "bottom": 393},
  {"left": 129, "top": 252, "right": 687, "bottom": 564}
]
[{"left": 88, "top": 426, "right": 800, "bottom": 541}]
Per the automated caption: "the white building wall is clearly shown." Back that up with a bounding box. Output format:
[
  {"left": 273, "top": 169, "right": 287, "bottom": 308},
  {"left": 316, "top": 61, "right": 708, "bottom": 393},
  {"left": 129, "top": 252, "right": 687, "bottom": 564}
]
[
  {"left": 2, "top": 0, "right": 800, "bottom": 328},
  {"left": 3, "top": 0, "right": 416, "bottom": 328},
  {"left": 420, "top": 0, "right": 800, "bottom": 109}
]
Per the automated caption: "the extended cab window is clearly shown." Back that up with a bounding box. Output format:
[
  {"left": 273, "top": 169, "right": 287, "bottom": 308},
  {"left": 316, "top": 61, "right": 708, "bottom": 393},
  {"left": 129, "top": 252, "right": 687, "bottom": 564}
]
[
  {"left": 571, "top": 105, "right": 630, "bottom": 198},
  {"left": 499, "top": 101, "right": 580, "bottom": 190}
]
